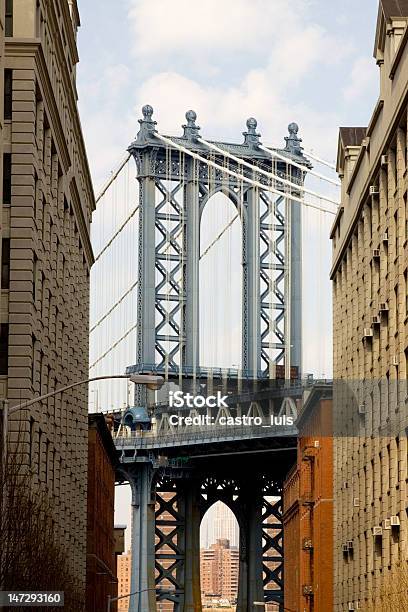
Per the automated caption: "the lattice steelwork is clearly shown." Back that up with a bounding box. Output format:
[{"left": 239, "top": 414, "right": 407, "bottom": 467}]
[
  {"left": 262, "top": 477, "right": 284, "bottom": 607},
  {"left": 128, "top": 105, "right": 309, "bottom": 381}
]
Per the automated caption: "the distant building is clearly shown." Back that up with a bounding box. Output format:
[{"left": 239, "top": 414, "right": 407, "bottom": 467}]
[
  {"left": 201, "top": 501, "right": 239, "bottom": 548},
  {"left": 200, "top": 539, "right": 239, "bottom": 603},
  {"left": 283, "top": 384, "right": 333, "bottom": 612},
  {"left": 86, "top": 414, "right": 120, "bottom": 612},
  {"left": 117, "top": 551, "right": 131, "bottom": 612}
]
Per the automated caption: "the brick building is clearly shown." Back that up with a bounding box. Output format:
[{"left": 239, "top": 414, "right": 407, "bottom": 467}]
[
  {"left": 283, "top": 384, "right": 333, "bottom": 612},
  {"left": 0, "top": 0, "right": 94, "bottom": 605},
  {"left": 117, "top": 550, "right": 131, "bottom": 612},
  {"left": 86, "top": 414, "right": 120, "bottom": 612},
  {"left": 331, "top": 1, "right": 408, "bottom": 609},
  {"left": 200, "top": 538, "right": 239, "bottom": 604}
]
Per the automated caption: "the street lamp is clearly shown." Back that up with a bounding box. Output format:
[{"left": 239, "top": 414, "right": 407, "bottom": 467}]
[
  {"left": 1, "top": 373, "right": 164, "bottom": 491},
  {"left": 107, "top": 587, "right": 158, "bottom": 612}
]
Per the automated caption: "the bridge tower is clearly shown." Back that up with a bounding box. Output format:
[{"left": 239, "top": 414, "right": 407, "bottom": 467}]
[
  {"left": 119, "top": 107, "right": 310, "bottom": 612},
  {"left": 128, "top": 105, "right": 308, "bottom": 382}
]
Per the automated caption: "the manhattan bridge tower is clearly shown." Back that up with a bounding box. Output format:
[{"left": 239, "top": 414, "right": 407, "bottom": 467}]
[{"left": 117, "top": 106, "right": 311, "bottom": 612}]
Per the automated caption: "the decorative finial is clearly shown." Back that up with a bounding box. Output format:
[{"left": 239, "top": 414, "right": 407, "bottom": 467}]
[
  {"left": 284, "top": 122, "right": 303, "bottom": 155},
  {"left": 243, "top": 117, "right": 261, "bottom": 147},
  {"left": 135, "top": 104, "right": 157, "bottom": 143},
  {"left": 182, "top": 110, "right": 200, "bottom": 141},
  {"left": 142, "top": 104, "right": 154, "bottom": 120}
]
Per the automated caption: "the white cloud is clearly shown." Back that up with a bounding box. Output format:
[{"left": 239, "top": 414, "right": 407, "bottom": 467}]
[
  {"left": 343, "top": 56, "right": 378, "bottom": 103},
  {"left": 128, "top": 0, "right": 309, "bottom": 59}
]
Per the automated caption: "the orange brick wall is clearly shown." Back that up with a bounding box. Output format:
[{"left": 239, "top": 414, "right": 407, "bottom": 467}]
[{"left": 283, "top": 392, "right": 333, "bottom": 611}]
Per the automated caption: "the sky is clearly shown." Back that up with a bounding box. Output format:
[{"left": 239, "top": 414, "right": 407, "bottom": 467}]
[
  {"left": 76, "top": 0, "right": 379, "bottom": 189},
  {"left": 76, "top": 0, "right": 381, "bottom": 546}
]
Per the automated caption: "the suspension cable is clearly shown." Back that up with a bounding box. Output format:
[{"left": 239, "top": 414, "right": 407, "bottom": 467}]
[
  {"left": 89, "top": 323, "right": 137, "bottom": 370},
  {"left": 94, "top": 205, "right": 139, "bottom": 262},
  {"left": 259, "top": 144, "right": 339, "bottom": 187},
  {"left": 155, "top": 133, "right": 336, "bottom": 216},
  {"left": 302, "top": 149, "right": 336, "bottom": 170},
  {"left": 200, "top": 137, "right": 339, "bottom": 205},
  {"left": 90, "top": 280, "right": 138, "bottom": 333},
  {"left": 95, "top": 154, "right": 131, "bottom": 204}
]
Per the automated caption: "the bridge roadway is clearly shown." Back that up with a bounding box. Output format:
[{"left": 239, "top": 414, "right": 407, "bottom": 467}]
[{"left": 113, "top": 388, "right": 303, "bottom": 612}]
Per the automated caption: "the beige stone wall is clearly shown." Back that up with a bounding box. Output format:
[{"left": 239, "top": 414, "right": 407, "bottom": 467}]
[
  {"left": 2, "top": 0, "right": 94, "bottom": 604},
  {"left": 332, "top": 5, "right": 408, "bottom": 611}
]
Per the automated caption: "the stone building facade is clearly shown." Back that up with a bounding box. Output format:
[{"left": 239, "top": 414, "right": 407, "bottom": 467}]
[
  {"left": 1, "top": 0, "right": 94, "bottom": 605},
  {"left": 283, "top": 384, "right": 333, "bottom": 612},
  {"left": 331, "top": 1, "right": 408, "bottom": 609}
]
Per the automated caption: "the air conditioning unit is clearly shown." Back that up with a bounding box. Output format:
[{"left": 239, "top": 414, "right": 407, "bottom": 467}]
[
  {"left": 343, "top": 481, "right": 349, "bottom": 489},
  {"left": 372, "top": 315, "right": 380, "bottom": 325},
  {"left": 300, "top": 495, "right": 314, "bottom": 506},
  {"left": 358, "top": 403, "right": 366, "bottom": 415},
  {"left": 390, "top": 515, "right": 400, "bottom": 527},
  {"left": 363, "top": 328, "right": 373, "bottom": 338},
  {"left": 348, "top": 603, "right": 355, "bottom": 611},
  {"left": 372, "top": 249, "right": 380, "bottom": 259},
  {"left": 353, "top": 498, "right": 360, "bottom": 507},
  {"left": 373, "top": 526, "right": 383, "bottom": 537},
  {"left": 314, "top": 440, "right": 320, "bottom": 448},
  {"left": 342, "top": 543, "right": 349, "bottom": 553},
  {"left": 382, "top": 232, "right": 388, "bottom": 242},
  {"left": 347, "top": 540, "right": 354, "bottom": 551},
  {"left": 302, "top": 585, "right": 313, "bottom": 596},
  {"left": 379, "top": 302, "right": 389, "bottom": 312},
  {"left": 369, "top": 185, "right": 379, "bottom": 196},
  {"left": 384, "top": 518, "right": 391, "bottom": 530},
  {"left": 302, "top": 538, "right": 313, "bottom": 550},
  {"left": 392, "top": 355, "right": 398, "bottom": 366},
  {"left": 381, "top": 154, "right": 388, "bottom": 166},
  {"left": 303, "top": 446, "right": 318, "bottom": 460}
]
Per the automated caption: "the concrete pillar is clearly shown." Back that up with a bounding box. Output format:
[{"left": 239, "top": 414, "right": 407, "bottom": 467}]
[
  {"left": 128, "top": 462, "right": 157, "bottom": 612},
  {"left": 237, "top": 478, "right": 265, "bottom": 611}
]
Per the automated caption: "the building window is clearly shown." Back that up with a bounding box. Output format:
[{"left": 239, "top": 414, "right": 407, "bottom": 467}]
[
  {"left": 0, "top": 324, "right": 9, "bottom": 375},
  {"left": 3, "top": 154, "right": 11, "bottom": 205},
  {"left": 4, "top": 69, "right": 12, "bottom": 119},
  {"left": 5, "top": 0, "right": 13, "bottom": 37},
  {"left": 1, "top": 238, "right": 10, "bottom": 289}
]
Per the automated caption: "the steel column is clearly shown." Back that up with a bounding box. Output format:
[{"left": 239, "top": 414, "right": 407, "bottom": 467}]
[
  {"left": 243, "top": 186, "right": 261, "bottom": 377},
  {"left": 237, "top": 478, "right": 265, "bottom": 611},
  {"left": 183, "top": 159, "right": 200, "bottom": 370},
  {"left": 128, "top": 463, "right": 157, "bottom": 612},
  {"left": 178, "top": 481, "right": 202, "bottom": 611}
]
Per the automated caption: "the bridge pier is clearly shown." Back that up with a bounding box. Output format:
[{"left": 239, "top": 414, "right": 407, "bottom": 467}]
[
  {"left": 236, "top": 478, "right": 265, "bottom": 612},
  {"left": 178, "top": 480, "right": 202, "bottom": 611},
  {"left": 127, "top": 462, "right": 157, "bottom": 612}
]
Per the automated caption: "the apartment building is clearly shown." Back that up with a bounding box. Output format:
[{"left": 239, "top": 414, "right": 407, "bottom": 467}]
[
  {"left": 1, "top": 0, "right": 94, "bottom": 606},
  {"left": 331, "top": 1, "right": 408, "bottom": 609},
  {"left": 117, "top": 551, "right": 131, "bottom": 612},
  {"left": 200, "top": 539, "right": 239, "bottom": 603}
]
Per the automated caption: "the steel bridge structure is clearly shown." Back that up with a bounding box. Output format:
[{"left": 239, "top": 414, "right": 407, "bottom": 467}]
[{"left": 90, "top": 105, "right": 338, "bottom": 611}]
